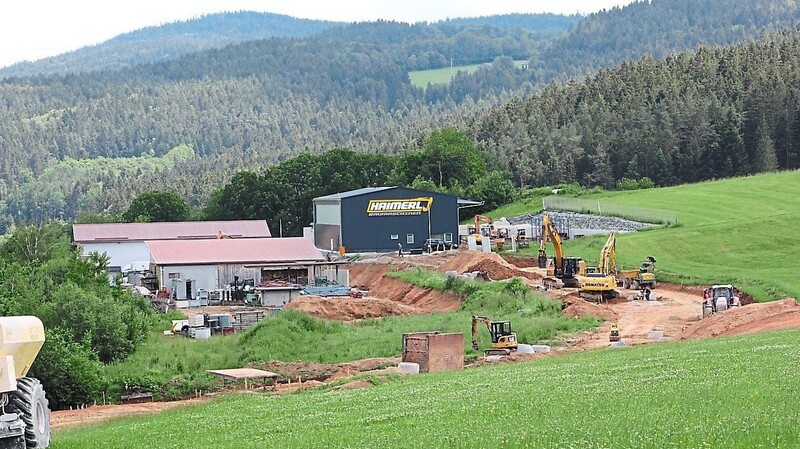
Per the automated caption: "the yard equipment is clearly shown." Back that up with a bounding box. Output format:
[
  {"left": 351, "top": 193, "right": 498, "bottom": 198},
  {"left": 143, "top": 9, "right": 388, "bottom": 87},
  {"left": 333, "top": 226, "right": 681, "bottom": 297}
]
[
  {"left": 471, "top": 315, "right": 517, "bottom": 355},
  {"left": 579, "top": 232, "right": 620, "bottom": 302},
  {"left": 609, "top": 323, "right": 621, "bottom": 342},
  {"left": 0, "top": 316, "right": 50, "bottom": 448},
  {"left": 540, "top": 215, "right": 585, "bottom": 288},
  {"left": 618, "top": 257, "right": 657, "bottom": 290},
  {"left": 702, "top": 285, "right": 741, "bottom": 318}
]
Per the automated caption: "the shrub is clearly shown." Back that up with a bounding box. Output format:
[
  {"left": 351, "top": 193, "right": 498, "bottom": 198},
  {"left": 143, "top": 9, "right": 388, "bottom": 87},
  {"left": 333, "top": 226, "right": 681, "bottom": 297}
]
[{"left": 29, "top": 328, "right": 105, "bottom": 410}]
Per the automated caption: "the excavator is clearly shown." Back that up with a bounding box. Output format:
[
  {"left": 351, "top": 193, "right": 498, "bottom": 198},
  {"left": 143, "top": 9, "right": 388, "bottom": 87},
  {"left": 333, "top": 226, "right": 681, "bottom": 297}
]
[
  {"left": 471, "top": 315, "right": 517, "bottom": 355},
  {"left": 578, "top": 232, "right": 619, "bottom": 302},
  {"left": 540, "top": 214, "right": 585, "bottom": 288},
  {"left": 472, "top": 215, "right": 495, "bottom": 246}
]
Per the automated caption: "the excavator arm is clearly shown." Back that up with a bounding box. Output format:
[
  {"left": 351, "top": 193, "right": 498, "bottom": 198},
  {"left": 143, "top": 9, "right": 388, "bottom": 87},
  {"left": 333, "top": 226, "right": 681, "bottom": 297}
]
[
  {"left": 598, "top": 232, "right": 617, "bottom": 275},
  {"left": 471, "top": 315, "right": 492, "bottom": 350},
  {"left": 541, "top": 215, "right": 565, "bottom": 272}
]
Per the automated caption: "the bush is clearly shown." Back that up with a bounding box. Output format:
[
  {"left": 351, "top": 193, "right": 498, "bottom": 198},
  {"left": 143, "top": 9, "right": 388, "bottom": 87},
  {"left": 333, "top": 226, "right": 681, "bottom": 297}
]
[
  {"left": 29, "top": 328, "right": 105, "bottom": 410},
  {"left": 39, "top": 282, "right": 150, "bottom": 363}
]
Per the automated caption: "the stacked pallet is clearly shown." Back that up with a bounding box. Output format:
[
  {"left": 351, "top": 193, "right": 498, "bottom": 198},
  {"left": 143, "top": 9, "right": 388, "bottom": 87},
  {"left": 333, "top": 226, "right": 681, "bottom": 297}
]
[{"left": 231, "top": 310, "right": 265, "bottom": 331}]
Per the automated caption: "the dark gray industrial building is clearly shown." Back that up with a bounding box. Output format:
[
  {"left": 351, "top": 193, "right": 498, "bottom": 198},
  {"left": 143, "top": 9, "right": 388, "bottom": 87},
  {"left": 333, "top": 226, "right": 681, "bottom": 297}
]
[{"left": 312, "top": 187, "right": 481, "bottom": 253}]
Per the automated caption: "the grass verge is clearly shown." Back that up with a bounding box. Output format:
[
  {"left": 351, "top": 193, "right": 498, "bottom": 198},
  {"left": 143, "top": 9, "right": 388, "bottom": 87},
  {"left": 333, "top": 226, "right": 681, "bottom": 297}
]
[{"left": 55, "top": 329, "right": 800, "bottom": 448}]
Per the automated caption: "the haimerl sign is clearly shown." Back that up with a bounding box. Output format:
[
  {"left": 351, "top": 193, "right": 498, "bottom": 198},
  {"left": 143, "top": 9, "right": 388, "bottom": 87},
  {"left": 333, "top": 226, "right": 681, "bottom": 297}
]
[{"left": 366, "top": 197, "right": 433, "bottom": 216}]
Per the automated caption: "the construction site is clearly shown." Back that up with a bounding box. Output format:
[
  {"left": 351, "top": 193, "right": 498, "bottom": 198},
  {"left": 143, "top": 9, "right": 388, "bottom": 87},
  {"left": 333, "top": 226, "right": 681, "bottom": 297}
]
[{"left": 50, "top": 218, "right": 800, "bottom": 429}]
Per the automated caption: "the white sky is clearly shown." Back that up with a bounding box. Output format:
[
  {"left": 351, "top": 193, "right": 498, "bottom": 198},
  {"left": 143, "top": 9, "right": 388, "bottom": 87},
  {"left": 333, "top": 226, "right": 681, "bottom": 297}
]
[{"left": 0, "top": 0, "right": 633, "bottom": 68}]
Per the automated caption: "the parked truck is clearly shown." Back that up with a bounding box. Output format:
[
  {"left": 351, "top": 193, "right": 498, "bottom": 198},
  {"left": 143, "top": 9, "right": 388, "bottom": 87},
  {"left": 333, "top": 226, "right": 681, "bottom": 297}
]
[{"left": 617, "top": 257, "right": 657, "bottom": 290}]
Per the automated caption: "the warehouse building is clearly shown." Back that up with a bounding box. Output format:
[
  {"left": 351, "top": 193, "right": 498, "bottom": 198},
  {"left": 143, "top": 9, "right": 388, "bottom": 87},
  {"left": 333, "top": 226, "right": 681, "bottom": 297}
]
[
  {"left": 312, "top": 187, "right": 482, "bottom": 253},
  {"left": 73, "top": 220, "right": 271, "bottom": 274},
  {"left": 146, "top": 237, "right": 326, "bottom": 299}
]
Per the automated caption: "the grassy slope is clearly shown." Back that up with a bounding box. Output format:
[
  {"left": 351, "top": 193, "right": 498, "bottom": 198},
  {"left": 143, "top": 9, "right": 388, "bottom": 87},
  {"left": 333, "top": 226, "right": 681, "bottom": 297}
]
[
  {"left": 409, "top": 60, "right": 528, "bottom": 87},
  {"left": 516, "top": 171, "right": 800, "bottom": 300},
  {"left": 54, "top": 329, "right": 800, "bottom": 448},
  {"left": 104, "top": 276, "right": 598, "bottom": 400}
]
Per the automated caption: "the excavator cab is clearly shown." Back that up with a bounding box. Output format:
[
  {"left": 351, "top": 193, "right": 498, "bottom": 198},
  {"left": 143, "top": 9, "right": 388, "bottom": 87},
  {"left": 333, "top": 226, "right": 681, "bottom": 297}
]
[{"left": 489, "top": 321, "right": 514, "bottom": 345}]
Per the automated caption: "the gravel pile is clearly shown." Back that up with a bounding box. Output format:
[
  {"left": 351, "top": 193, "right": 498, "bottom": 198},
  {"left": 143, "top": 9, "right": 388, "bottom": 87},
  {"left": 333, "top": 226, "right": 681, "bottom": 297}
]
[{"left": 506, "top": 211, "right": 651, "bottom": 232}]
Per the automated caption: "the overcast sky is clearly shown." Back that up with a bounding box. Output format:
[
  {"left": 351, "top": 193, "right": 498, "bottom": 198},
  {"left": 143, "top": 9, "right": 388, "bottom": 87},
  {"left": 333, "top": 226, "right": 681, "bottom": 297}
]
[{"left": 0, "top": 0, "right": 633, "bottom": 68}]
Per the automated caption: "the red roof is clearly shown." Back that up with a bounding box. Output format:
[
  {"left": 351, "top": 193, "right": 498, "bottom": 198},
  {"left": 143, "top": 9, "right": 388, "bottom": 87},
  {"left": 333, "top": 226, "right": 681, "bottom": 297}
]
[
  {"left": 73, "top": 220, "right": 271, "bottom": 243},
  {"left": 146, "top": 237, "right": 324, "bottom": 265}
]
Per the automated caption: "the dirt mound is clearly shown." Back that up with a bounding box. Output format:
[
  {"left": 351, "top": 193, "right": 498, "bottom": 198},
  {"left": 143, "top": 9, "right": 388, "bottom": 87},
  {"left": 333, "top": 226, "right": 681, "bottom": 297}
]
[
  {"left": 561, "top": 299, "right": 619, "bottom": 321},
  {"left": 286, "top": 296, "right": 420, "bottom": 321},
  {"left": 438, "top": 251, "right": 541, "bottom": 281},
  {"left": 503, "top": 255, "right": 541, "bottom": 268},
  {"left": 680, "top": 299, "right": 800, "bottom": 339},
  {"left": 369, "top": 276, "right": 463, "bottom": 312},
  {"left": 348, "top": 263, "right": 402, "bottom": 290}
]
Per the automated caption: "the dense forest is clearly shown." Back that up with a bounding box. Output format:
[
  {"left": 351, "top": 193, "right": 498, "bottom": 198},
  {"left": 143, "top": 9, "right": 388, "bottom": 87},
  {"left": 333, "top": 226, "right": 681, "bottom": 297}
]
[
  {"left": 470, "top": 30, "right": 800, "bottom": 188},
  {"left": 2, "top": 0, "right": 800, "bottom": 230},
  {"left": 0, "top": 18, "right": 551, "bottom": 229},
  {"left": 429, "top": 0, "right": 800, "bottom": 100}
]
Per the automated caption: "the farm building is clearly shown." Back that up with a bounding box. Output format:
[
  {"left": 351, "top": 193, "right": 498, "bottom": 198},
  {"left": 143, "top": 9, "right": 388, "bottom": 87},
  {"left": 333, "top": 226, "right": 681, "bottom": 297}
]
[
  {"left": 146, "top": 237, "right": 326, "bottom": 301},
  {"left": 311, "top": 187, "right": 481, "bottom": 253},
  {"left": 72, "top": 220, "right": 271, "bottom": 274}
]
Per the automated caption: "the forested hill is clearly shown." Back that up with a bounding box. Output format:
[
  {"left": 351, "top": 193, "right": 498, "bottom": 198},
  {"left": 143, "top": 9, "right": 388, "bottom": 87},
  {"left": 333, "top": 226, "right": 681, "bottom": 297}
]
[
  {"left": 0, "top": 12, "right": 577, "bottom": 80},
  {"left": 471, "top": 29, "right": 800, "bottom": 190},
  {"left": 0, "top": 18, "right": 549, "bottom": 227},
  {"left": 0, "top": 11, "right": 340, "bottom": 78},
  {"left": 540, "top": 0, "right": 800, "bottom": 80},
  {"left": 432, "top": 0, "right": 800, "bottom": 101}
]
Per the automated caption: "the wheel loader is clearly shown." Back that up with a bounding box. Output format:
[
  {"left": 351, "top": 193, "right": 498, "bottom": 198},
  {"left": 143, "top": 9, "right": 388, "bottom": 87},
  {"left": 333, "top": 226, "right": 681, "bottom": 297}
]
[{"left": 0, "top": 317, "right": 50, "bottom": 449}]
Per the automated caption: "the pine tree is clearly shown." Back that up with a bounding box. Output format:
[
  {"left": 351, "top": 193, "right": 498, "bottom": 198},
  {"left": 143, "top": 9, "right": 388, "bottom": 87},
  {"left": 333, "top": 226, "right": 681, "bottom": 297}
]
[{"left": 753, "top": 114, "right": 778, "bottom": 172}]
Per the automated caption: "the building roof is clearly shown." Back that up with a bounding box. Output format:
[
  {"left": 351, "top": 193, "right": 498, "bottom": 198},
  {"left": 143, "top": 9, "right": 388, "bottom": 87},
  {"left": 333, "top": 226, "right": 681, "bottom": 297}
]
[
  {"left": 73, "top": 220, "right": 271, "bottom": 243},
  {"left": 146, "top": 237, "right": 324, "bottom": 265},
  {"left": 314, "top": 186, "right": 482, "bottom": 207},
  {"left": 313, "top": 187, "right": 394, "bottom": 201}
]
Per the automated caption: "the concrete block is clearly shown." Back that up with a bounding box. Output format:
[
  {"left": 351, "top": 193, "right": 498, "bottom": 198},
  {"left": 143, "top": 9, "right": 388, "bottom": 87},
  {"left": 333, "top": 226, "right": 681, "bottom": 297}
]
[
  {"left": 610, "top": 340, "right": 628, "bottom": 348},
  {"left": 530, "top": 345, "right": 551, "bottom": 353},
  {"left": 485, "top": 355, "right": 503, "bottom": 362},
  {"left": 397, "top": 362, "right": 420, "bottom": 374},
  {"left": 647, "top": 331, "right": 664, "bottom": 339},
  {"left": 515, "top": 344, "right": 534, "bottom": 354}
]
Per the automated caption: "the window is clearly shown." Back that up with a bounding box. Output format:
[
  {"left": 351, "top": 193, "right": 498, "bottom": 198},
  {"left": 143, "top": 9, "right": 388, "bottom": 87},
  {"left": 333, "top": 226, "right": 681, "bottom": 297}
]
[
  {"left": 406, "top": 234, "right": 414, "bottom": 244},
  {"left": 168, "top": 272, "right": 181, "bottom": 279},
  {"left": 390, "top": 234, "right": 399, "bottom": 240},
  {"left": 443, "top": 233, "right": 453, "bottom": 243}
]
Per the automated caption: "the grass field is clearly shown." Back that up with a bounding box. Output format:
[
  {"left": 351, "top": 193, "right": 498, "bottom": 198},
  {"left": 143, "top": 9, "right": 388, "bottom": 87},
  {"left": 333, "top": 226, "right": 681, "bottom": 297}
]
[
  {"left": 102, "top": 275, "right": 598, "bottom": 400},
  {"left": 512, "top": 171, "right": 800, "bottom": 300},
  {"left": 409, "top": 60, "right": 528, "bottom": 87},
  {"left": 54, "top": 328, "right": 800, "bottom": 448}
]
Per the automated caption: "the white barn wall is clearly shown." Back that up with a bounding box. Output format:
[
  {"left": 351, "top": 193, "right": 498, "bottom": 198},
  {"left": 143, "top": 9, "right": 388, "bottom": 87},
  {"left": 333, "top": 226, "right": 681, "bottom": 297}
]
[
  {"left": 81, "top": 242, "right": 151, "bottom": 270},
  {"left": 157, "top": 265, "right": 218, "bottom": 293}
]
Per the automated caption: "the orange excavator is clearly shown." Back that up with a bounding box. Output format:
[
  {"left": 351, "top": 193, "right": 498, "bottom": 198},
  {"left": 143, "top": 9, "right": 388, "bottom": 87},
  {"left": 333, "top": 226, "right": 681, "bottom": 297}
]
[{"left": 473, "top": 215, "right": 496, "bottom": 245}]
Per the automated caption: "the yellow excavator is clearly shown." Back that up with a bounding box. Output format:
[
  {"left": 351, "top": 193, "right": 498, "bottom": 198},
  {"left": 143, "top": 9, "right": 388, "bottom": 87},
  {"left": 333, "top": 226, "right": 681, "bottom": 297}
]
[
  {"left": 540, "top": 215, "right": 585, "bottom": 288},
  {"left": 579, "top": 232, "right": 620, "bottom": 302},
  {"left": 471, "top": 315, "right": 517, "bottom": 355}
]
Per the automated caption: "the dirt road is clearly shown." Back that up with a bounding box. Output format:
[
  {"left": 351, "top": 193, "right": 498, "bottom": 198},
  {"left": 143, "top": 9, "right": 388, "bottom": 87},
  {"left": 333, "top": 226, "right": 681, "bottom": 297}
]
[{"left": 567, "top": 285, "right": 703, "bottom": 349}]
